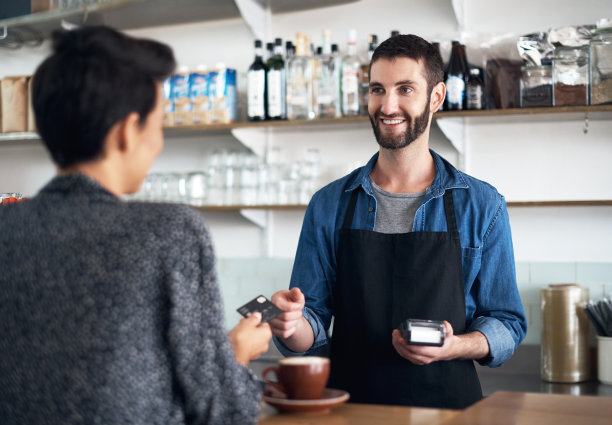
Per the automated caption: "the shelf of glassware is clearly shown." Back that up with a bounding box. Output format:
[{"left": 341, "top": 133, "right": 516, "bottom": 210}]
[{"left": 188, "top": 200, "right": 612, "bottom": 212}]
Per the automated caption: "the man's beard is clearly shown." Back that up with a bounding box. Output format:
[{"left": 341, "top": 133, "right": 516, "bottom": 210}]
[{"left": 369, "top": 100, "right": 431, "bottom": 150}]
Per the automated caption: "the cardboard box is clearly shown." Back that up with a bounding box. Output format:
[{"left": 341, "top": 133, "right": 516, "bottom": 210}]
[
  {"left": 31, "top": 0, "right": 57, "bottom": 14},
  {"left": 27, "top": 76, "right": 36, "bottom": 132},
  {"left": 1, "top": 76, "right": 29, "bottom": 133}
]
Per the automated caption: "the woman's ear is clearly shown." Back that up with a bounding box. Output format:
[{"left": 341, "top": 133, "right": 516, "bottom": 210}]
[
  {"left": 118, "top": 112, "right": 142, "bottom": 154},
  {"left": 430, "top": 82, "right": 446, "bottom": 112}
]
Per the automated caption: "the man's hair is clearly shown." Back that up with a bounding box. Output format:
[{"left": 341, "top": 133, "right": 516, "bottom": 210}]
[
  {"left": 32, "top": 26, "right": 176, "bottom": 168},
  {"left": 370, "top": 34, "right": 444, "bottom": 93}
]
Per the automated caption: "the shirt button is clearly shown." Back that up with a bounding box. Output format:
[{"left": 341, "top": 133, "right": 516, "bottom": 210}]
[{"left": 369, "top": 207, "right": 374, "bottom": 212}]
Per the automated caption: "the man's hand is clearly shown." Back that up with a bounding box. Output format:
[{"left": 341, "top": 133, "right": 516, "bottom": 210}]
[
  {"left": 269, "top": 288, "right": 305, "bottom": 339},
  {"left": 391, "top": 321, "right": 489, "bottom": 365}
]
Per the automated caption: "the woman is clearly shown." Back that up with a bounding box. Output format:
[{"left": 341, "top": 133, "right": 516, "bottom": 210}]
[{"left": 0, "top": 26, "right": 270, "bottom": 425}]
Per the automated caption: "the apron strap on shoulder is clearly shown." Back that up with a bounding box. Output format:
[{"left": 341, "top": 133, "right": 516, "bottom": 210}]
[
  {"left": 342, "top": 189, "right": 360, "bottom": 229},
  {"left": 443, "top": 190, "right": 460, "bottom": 239}
]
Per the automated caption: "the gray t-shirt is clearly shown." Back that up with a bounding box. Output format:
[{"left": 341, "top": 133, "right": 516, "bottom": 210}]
[{"left": 371, "top": 178, "right": 426, "bottom": 234}]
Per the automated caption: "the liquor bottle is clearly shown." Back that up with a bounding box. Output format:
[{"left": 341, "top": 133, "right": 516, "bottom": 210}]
[
  {"left": 341, "top": 29, "right": 361, "bottom": 116},
  {"left": 445, "top": 40, "right": 467, "bottom": 111},
  {"left": 459, "top": 44, "right": 471, "bottom": 109},
  {"left": 247, "top": 39, "right": 267, "bottom": 121},
  {"left": 315, "top": 29, "right": 341, "bottom": 118},
  {"left": 359, "top": 34, "right": 378, "bottom": 115},
  {"left": 286, "top": 33, "right": 315, "bottom": 120},
  {"left": 466, "top": 67, "right": 485, "bottom": 110},
  {"left": 267, "top": 38, "right": 287, "bottom": 120},
  {"left": 285, "top": 41, "right": 295, "bottom": 60}
]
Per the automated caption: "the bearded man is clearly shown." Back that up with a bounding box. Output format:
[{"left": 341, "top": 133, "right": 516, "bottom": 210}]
[{"left": 268, "top": 34, "right": 527, "bottom": 409}]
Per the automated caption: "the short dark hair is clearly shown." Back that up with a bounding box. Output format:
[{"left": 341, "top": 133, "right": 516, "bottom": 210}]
[
  {"left": 370, "top": 34, "right": 444, "bottom": 93},
  {"left": 32, "top": 26, "right": 176, "bottom": 168}
]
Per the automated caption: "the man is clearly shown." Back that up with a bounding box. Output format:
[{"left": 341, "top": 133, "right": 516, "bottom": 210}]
[
  {"left": 270, "top": 34, "right": 527, "bottom": 409},
  {"left": 0, "top": 26, "right": 271, "bottom": 424}
]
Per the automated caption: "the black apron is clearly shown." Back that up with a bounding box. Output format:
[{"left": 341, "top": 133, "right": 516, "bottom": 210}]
[{"left": 328, "top": 189, "right": 482, "bottom": 409}]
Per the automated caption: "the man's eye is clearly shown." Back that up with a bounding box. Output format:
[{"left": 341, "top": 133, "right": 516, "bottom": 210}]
[
  {"left": 370, "top": 87, "right": 383, "bottom": 94},
  {"left": 400, "top": 86, "right": 412, "bottom": 94}
]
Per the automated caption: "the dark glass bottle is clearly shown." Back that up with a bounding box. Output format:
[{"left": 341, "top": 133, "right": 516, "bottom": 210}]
[
  {"left": 445, "top": 41, "right": 467, "bottom": 110},
  {"left": 285, "top": 41, "right": 295, "bottom": 60},
  {"left": 266, "top": 38, "right": 287, "bottom": 120},
  {"left": 247, "top": 39, "right": 267, "bottom": 121},
  {"left": 466, "top": 68, "right": 485, "bottom": 110},
  {"left": 266, "top": 42, "right": 274, "bottom": 62}
]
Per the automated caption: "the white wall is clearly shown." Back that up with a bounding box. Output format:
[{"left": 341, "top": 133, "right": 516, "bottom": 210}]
[{"left": 1, "top": 0, "right": 611, "bottom": 264}]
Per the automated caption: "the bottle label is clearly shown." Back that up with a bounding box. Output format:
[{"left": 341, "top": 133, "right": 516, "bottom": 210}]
[
  {"left": 248, "top": 70, "right": 266, "bottom": 118},
  {"left": 267, "top": 69, "right": 285, "bottom": 118},
  {"left": 446, "top": 75, "right": 465, "bottom": 106},
  {"left": 466, "top": 85, "right": 483, "bottom": 109}
]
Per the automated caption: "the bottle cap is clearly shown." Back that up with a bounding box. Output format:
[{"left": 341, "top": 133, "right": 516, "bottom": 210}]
[{"left": 254, "top": 39, "right": 262, "bottom": 48}]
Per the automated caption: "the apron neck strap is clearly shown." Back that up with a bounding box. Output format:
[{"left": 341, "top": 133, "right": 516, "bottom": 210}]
[
  {"left": 342, "top": 189, "right": 360, "bottom": 229},
  {"left": 443, "top": 190, "right": 460, "bottom": 239}
]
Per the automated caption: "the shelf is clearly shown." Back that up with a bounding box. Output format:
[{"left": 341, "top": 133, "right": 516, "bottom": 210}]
[
  {"left": 506, "top": 200, "right": 612, "bottom": 207},
  {"left": 0, "top": 0, "right": 359, "bottom": 42},
  {"left": 187, "top": 200, "right": 612, "bottom": 212},
  {"left": 2, "top": 105, "right": 611, "bottom": 144},
  {"left": 191, "top": 204, "right": 307, "bottom": 212},
  {"left": 436, "top": 104, "right": 612, "bottom": 123}
]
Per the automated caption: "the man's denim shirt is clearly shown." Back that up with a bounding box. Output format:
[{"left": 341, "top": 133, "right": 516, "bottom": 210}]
[{"left": 275, "top": 150, "right": 527, "bottom": 368}]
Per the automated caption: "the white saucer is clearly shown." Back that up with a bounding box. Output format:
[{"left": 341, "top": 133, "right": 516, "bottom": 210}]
[{"left": 263, "top": 388, "right": 350, "bottom": 414}]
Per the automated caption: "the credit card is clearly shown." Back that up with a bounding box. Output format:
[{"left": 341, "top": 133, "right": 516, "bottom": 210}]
[{"left": 236, "top": 295, "right": 282, "bottom": 323}]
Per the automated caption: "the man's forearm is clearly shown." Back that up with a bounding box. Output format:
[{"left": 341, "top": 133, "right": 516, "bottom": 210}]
[
  {"left": 454, "top": 330, "right": 490, "bottom": 361},
  {"left": 278, "top": 316, "right": 315, "bottom": 353}
]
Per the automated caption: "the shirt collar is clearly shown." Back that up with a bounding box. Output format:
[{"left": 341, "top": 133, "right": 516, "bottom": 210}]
[
  {"left": 38, "top": 173, "right": 120, "bottom": 202},
  {"left": 345, "top": 149, "right": 469, "bottom": 198}
]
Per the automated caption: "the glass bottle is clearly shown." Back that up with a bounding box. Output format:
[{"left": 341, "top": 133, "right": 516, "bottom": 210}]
[
  {"left": 247, "top": 39, "right": 267, "bottom": 121},
  {"left": 341, "top": 29, "right": 361, "bottom": 116},
  {"left": 359, "top": 34, "right": 378, "bottom": 115},
  {"left": 466, "top": 68, "right": 485, "bottom": 110},
  {"left": 266, "top": 38, "right": 287, "bottom": 120},
  {"left": 590, "top": 27, "right": 612, "bottom": 105},
  {"left": 315, "top": 29, "right": 341, "bottom": 118},
  {"left": 287, "top": 33, "right": 315, "bottom": 120},
  {"left": 445, "top": 40, "right": 467, "bottom": 110}
]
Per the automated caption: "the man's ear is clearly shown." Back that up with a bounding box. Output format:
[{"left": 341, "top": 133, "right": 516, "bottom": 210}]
[
  {"left": 118, "top": 112, "right": 142, "bottom": 153},
  {"left": 430, "top": 82, "right": 446, "bottom": 112}
]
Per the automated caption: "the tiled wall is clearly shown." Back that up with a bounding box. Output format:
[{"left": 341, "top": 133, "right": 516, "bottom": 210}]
[
  {"left": 217, "top": 258, "right": 612, "bottom": 345},
  {"left": 516, "top": 262, "right": 612, "bottom": 345}
]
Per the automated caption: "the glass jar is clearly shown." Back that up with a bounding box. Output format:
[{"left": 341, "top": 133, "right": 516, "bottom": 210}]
[
  {"left": 590, "top": 27, "right": 612, "bottom": 105},
  {"left": 552, "top": 46, "right": 590, "bottom": 106},
  {"left": 520, "top": 65, "right": 553, "bottom": 107}
]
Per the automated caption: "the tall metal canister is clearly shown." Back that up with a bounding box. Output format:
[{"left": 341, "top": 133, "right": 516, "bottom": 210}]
[{"left": 541, "top": 284, "right": 590, "bottom": 382}]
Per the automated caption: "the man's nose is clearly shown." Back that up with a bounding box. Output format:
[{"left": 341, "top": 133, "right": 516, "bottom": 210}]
[{"left": 380, "top": 92, "right": 399, "bottom": 116}]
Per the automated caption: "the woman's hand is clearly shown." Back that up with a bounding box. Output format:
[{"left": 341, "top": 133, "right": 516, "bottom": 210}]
[{"left": 229, "top": 312, "right": 272, "bottom": 366}]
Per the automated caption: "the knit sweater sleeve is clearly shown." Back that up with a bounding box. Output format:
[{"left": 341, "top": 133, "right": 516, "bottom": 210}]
[{"left": 164, "top": 207, "right": 262, "bottom": 425}]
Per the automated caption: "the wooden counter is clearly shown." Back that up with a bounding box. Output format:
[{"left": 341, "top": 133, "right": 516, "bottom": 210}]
[
  {"left": 258, "top": 391, "right": 612, "bottom": 425},
  {"left": 258, "top": 402, "right": 459, "bottom": 425},
  {"left": 442, "top": 391, "right": 612, "bottom": 425}
]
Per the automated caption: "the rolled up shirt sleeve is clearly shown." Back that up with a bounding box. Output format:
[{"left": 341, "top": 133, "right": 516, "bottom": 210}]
[{"left": 468, "top": 196, "right": 527, "bottom": 368}]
